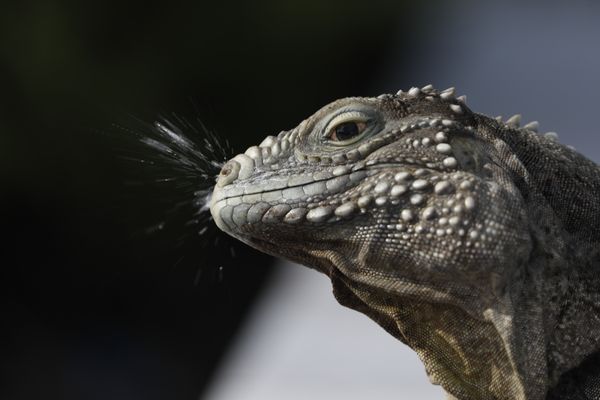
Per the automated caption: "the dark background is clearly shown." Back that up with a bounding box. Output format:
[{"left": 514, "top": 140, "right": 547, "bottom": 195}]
[
  {"left": 0, "top": 1, "right": 422, "bottom": 399},
  {"left": 4, "top": 1, "right": 600, "bottom": 399}
]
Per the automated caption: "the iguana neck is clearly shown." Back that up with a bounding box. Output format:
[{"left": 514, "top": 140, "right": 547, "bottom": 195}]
[{"left": 333, "top": 247, "right": 600, "bottom": 400}]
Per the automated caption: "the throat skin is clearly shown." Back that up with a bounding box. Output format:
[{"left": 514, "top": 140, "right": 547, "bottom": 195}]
[
  {"left": 301, "top": 243, "right": 542, "bottom": 399},
  {"left": 302, "top": 242, "right": 600, "bottom": 400},
  {"left": 209, "top": 86, "right": 600, "bottom": 399},
  {"left": 337, "top": 280, "right": 529, "bottom": 400}
]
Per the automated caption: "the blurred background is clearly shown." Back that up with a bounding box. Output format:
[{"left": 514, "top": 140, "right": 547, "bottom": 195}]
[{"left": 2, "top": 1, "right": 600, "bottom": 399}]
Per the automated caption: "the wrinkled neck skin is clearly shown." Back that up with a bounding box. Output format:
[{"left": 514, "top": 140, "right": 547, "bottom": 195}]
[{"left": 267, "top": 218, "right": 600, "bottom": 400}]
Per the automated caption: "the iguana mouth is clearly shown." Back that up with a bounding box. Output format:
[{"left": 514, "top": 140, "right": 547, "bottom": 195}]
[
  {"left": 210, "top": 168, "right": 364, "bottom": 231},
  {"left": 213, "top": 162, "right": 439, "bottom": 202},
  {"left": 210, "top": 161, "right": 456, "bottom": 233}
]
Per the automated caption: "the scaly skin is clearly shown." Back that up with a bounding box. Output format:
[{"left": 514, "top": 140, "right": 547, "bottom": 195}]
[{"left": 209, "top": 85, "right": 600, "bottom": 399}]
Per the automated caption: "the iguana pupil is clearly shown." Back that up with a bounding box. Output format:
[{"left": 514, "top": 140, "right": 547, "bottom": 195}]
[{"left": 331, "top": 121, "right": 361, "bottom": 142}]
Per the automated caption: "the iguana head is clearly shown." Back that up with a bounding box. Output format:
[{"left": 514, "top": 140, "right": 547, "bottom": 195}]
[
  {"left": 211, "top": 87, "right": 531, "bottom": 308},
  {"left": 209, "top": 86, "right": 573, "bottom": 399}
]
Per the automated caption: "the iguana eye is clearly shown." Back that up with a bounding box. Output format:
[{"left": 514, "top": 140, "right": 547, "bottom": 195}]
[
  {"left": 323, "top": 109, "right": 375, "bottom": 146},
  {"left": 320, "top": 105, "right": 379, "bottom": 147},
  {"left": 329, "top": 121, "right": 367, "bottom": 142}
]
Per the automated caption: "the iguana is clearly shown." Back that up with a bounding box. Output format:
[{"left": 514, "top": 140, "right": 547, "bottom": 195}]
[{"left": 209, "top": 85, "right": 600, "bottom": 399}]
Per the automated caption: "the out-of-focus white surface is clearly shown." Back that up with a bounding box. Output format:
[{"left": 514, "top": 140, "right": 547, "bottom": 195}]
[{"left": 203, "top": 263, "right": 444, "bottom": 400}]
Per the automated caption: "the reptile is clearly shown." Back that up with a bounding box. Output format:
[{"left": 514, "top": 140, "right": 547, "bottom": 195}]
[{"left": 208, "top": 85, "right": 600, "bottom": 399}]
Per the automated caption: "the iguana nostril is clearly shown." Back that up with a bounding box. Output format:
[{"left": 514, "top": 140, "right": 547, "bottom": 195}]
[
  {"left": 220, "top": 164, "right": 233, "bottom": 177},
  {"left": 217, "top": 159, "right": 240, "bottom": 187},
  {"left": 216, "top": 154, "right": 256, "bottom": 188}
]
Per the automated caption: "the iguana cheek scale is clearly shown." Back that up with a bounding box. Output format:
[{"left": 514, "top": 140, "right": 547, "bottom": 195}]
[{"left": 209, "top": 85, "right": 600, "bottom": 400}]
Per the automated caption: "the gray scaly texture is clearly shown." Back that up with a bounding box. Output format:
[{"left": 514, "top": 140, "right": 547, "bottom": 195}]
[{"left": 209, "top": 85, "right": 600, "bottom": 400}]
